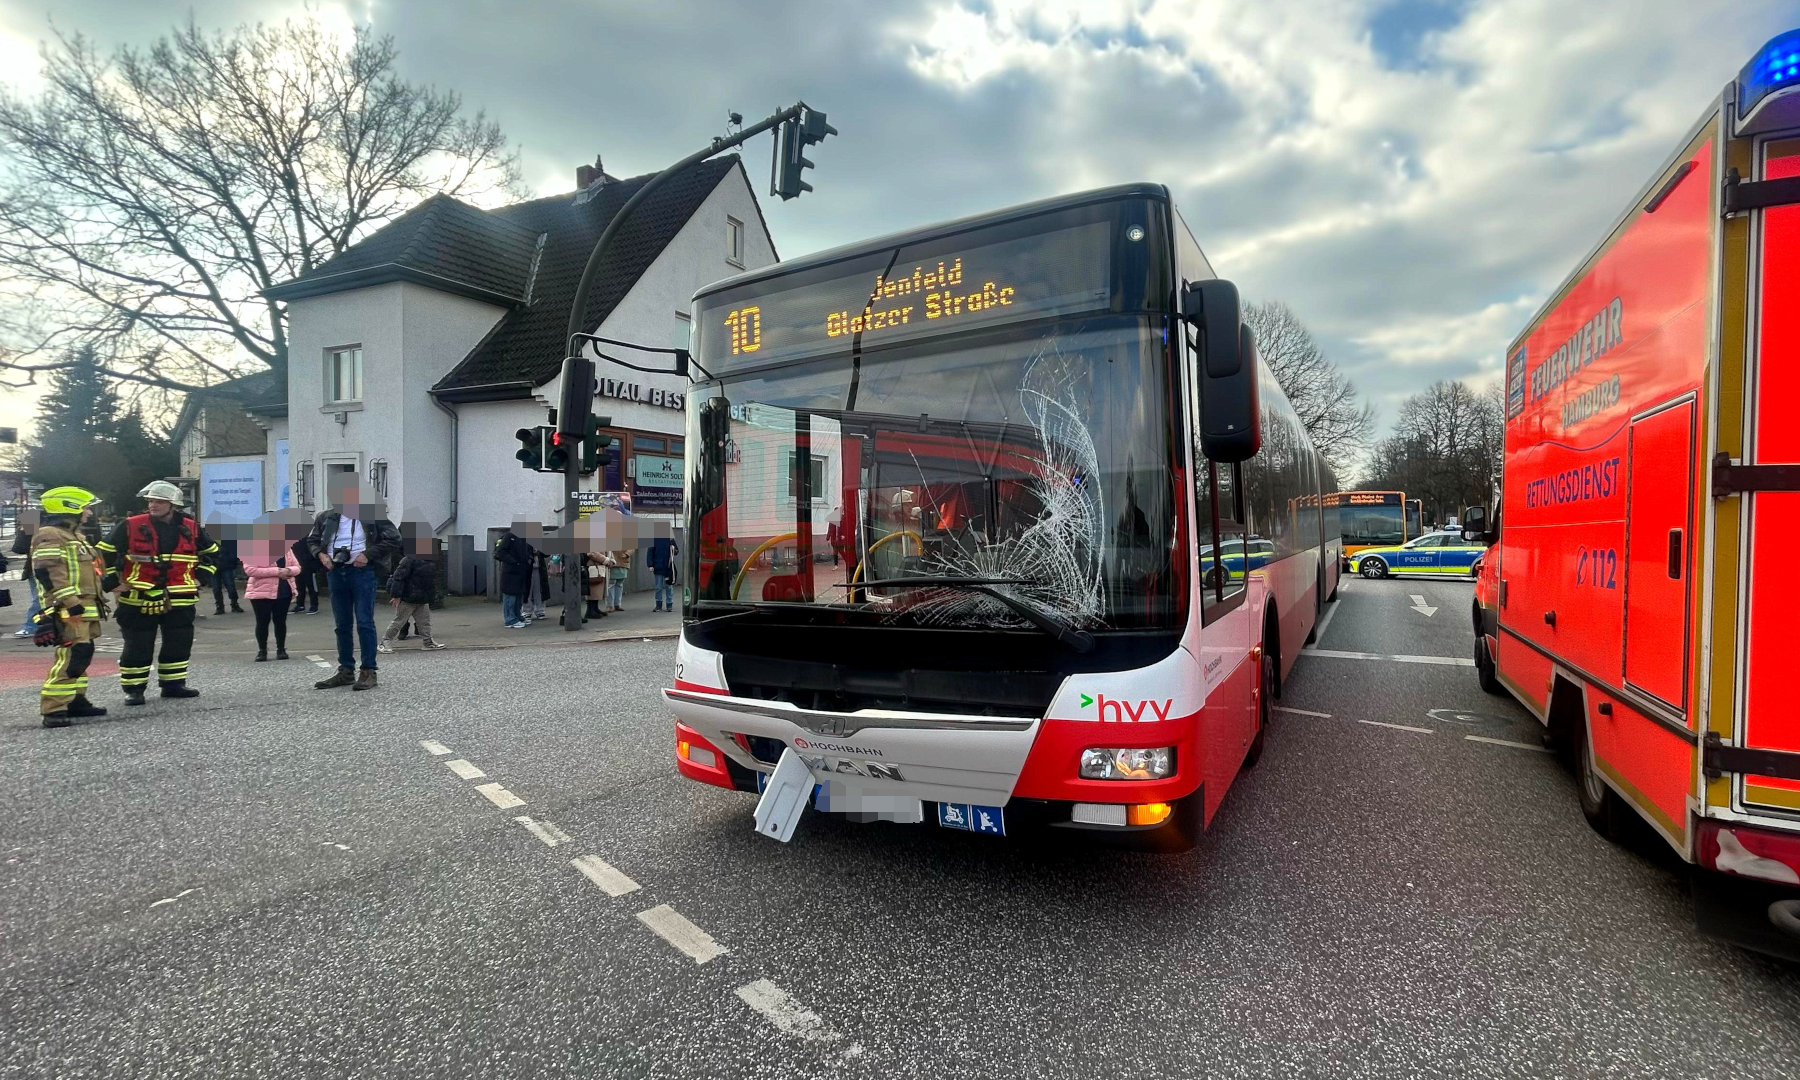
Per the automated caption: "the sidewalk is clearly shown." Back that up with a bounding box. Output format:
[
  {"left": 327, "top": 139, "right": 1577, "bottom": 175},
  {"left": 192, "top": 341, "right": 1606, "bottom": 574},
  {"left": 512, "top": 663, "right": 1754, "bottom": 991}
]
[{"left": 1, "top": 587, "right": 680, "bottom": 661}]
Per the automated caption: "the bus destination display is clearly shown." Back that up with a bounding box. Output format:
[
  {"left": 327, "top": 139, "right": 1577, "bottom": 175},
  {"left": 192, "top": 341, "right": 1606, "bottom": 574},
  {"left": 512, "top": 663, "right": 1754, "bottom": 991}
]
[{"left": 696, "top": 220, "right": 1113, "bottom": 370}]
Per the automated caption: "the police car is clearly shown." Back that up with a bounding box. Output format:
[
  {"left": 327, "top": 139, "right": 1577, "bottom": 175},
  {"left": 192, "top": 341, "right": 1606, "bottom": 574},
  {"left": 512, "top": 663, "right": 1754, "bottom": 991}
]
[{"left": 1349, "top": 529, "right": 1486, "bottom": 579}]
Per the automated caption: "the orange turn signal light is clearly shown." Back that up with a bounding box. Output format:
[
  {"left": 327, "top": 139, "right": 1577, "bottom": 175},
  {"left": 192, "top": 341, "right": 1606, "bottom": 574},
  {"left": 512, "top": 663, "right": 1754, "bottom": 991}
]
[{"left": 1126, "top": 802, "right": 1173, "bottom": 826}]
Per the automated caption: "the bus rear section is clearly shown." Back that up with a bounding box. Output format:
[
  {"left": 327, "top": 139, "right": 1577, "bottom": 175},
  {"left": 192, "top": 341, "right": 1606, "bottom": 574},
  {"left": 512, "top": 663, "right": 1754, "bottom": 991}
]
[
  {"left": 664, "top": 185, "right": 1332, "bottom": 850},
  {"left": 1473, "top": 30, "right": 1800, "bottom": 958}
]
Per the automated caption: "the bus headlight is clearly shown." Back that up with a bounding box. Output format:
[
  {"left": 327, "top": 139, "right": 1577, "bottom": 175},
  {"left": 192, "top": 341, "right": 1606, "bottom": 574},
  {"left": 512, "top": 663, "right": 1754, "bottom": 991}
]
[{"left": 1079, "top": 747, "right": 1174, "bottom": 780}]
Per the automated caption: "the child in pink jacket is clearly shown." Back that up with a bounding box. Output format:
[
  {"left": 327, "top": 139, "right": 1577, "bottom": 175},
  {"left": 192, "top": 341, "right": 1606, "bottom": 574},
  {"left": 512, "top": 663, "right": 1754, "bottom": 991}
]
[{"left": 242, "top": 550, "right": 300, "bottom": 661}]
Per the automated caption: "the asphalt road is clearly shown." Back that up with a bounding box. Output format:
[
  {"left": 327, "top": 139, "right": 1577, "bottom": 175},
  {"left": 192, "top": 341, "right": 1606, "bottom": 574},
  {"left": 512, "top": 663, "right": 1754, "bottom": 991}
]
[{"left": 3, "top": 576, "right": 1797, "bottom": 1079}]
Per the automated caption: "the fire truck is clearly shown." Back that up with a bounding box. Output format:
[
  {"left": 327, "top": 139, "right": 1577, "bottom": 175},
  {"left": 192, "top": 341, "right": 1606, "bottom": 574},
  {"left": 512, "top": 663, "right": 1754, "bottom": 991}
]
[{"left": 1468, "top": 29, "right": 1800, "bottom": 958}]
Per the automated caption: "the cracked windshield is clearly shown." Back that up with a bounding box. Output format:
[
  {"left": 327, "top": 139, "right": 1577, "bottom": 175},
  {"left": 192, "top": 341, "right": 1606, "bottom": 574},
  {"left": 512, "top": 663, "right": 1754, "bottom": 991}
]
[{"left": 687, "top": 214, "right": 1178, "bottom": 633}]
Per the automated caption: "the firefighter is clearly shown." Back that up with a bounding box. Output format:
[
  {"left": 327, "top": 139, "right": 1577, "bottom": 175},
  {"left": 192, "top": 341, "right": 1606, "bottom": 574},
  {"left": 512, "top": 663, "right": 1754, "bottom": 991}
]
[
  {"left": 31, "top": 486, "right": 109, "bottom": 728},
  {"left": 97, "top": 480, "right": 218, "bottom": 705}
]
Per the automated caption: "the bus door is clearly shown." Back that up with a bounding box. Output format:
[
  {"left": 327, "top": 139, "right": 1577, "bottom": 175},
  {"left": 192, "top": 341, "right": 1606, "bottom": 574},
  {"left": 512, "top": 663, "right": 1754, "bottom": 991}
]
[{"left": 1739, "top": 138, "right": 1800, "bottom": 811}]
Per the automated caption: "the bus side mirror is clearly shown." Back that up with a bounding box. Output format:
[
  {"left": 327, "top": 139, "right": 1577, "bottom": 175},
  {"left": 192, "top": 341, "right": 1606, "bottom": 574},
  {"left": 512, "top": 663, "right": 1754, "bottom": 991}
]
[
  {"left": 1461, "top": 505, "right": 1490, "bottom": 545},
  {"left": 1184, "top": 279, "right": 1261, "bottom": 463}
]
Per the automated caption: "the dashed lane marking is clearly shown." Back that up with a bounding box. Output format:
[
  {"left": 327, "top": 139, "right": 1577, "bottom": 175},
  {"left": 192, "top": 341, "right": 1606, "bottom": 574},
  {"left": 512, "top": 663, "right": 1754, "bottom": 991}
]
[
  {"left": 475, "top": 782, "right": 525, "bottom": 809},
  {"left": 517, "top": 815, "right": 573, "bottom": 847},
  {"left": 1465, "top": 734, "right": 1555, "bottom": 753},
  {"left": 305, "top": 653, "right": 334, "bottom": 670},
  {"left": 148, "top": 887, "right": 201, "bottom": 909},
  {"left": 572, "top": 853, "right": 641, "bottom": 896},
  {"left": 735, "top": 979, "right": 841, "bottom": 1044},
  {"left": 1308, "top": 649, "right": 1476, "bottom": 667},
  {"left": 420, "top": 740, "right": 452, "bottom": 756},
  {"left": 1358, "top": 719, "right": 1434, "bottom": 734},
  {"left": 445, "top": 759, "right": 486, "bottom": 780},
  {"left": 637, "top": 904, "right": 726, "bottom": 964},
  {"left": 1274, "top": 706, "right": 1332, "bottom": 718}
]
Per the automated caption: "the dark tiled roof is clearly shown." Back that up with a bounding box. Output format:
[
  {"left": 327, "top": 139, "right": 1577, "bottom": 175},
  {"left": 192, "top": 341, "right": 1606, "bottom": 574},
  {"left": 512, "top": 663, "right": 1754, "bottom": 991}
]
[
  {"left": 433, "top": 157, "right": 741, "bottom": 393},
  {"left": 266, "top": 194, "right": 543, "bottom": 304},
  {"left": 173, "top": 369, "right": 287, "bottom": 443}
]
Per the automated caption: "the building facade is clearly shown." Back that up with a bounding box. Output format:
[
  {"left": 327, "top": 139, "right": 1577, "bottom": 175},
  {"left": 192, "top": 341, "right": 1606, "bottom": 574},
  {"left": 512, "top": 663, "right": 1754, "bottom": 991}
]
[{"left": 262, "top": 156, "right": 777, "bottom": 590}]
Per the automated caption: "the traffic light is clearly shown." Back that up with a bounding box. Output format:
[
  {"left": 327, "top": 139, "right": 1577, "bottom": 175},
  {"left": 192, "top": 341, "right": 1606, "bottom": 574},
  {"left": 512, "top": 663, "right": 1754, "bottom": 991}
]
[
  {"left": 773, "top": 108, "right": 835, "bottom": 201},
  {"left": 581, "top": 413, "right": 614, "bottom": 475},
  {"left": 546, "top": 427, "right": 571, "bottom": 472},
  {"left": 515, "top": 427, "right": 543, "bottom": 471}
]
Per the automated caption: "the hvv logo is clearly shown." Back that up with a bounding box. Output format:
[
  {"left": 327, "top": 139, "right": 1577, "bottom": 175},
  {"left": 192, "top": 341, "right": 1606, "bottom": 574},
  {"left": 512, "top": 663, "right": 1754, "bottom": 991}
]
[{"left": 1078, "top": 693, "right": 1173, "bottom": 723}]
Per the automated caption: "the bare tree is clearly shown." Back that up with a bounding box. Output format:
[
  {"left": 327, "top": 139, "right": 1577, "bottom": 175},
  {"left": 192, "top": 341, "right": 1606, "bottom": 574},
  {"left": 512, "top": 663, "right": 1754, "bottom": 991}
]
[
  {"left": 0, "top": 15, "right": 523, "bottom": 394},
  {"left": 1243, "top": 300, "right": 1375, "bottom": 472},
  {"left": 1361, "top": 379, "right": 1504, "bottom": 521}
]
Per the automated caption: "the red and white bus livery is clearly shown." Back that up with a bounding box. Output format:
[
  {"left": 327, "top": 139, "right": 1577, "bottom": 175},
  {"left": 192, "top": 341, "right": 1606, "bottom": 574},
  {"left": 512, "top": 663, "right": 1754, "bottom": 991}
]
[
  {"left": 1469, "top": 30, "right": 1800, "bottom": 957},
  {"left": 663, "top": 185, "right": 1340, "bottom": 849}
]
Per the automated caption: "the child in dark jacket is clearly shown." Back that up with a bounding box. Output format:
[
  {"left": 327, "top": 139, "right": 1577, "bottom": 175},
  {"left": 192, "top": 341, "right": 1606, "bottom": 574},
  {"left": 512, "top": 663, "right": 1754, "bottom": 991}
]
[{"left": 379, "top": 535, "right": 444, "bottom": 652}]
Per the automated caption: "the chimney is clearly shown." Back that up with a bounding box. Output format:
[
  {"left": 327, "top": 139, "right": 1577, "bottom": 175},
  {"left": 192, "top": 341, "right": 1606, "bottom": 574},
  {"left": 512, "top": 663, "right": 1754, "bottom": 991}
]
[{"left": 575, "top": 153, "right": 604, "bottom": 191}]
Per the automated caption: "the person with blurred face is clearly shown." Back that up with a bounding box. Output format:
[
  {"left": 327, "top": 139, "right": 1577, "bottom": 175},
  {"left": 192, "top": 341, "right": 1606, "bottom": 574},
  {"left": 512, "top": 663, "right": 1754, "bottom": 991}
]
[
  {"left": 380, "top": 528, "right": 446, "bottom": 652},
  {"left": 96, "top": 480, "right": 220, "bottom": 706},
  {"left": 495, "top": 521, "right": 535, "bottom": 629},
  {"left": 305, "top": 476, "right": 401, "bottom": 691},
  {"left": 242, "top": 513, "right": 302, "bottom": 661}
]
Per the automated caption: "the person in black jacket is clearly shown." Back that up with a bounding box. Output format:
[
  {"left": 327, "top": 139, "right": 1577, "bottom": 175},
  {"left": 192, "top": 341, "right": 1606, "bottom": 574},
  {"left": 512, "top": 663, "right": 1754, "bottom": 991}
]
[
  {"left": 305, "top": 477, "right": 402, "bottom": 691},
  {"left": 496, "top": 522, "right": 535, "bottom": 628},
  {"left": 380, "top": 525, "right": 444, "bottom": 652}
]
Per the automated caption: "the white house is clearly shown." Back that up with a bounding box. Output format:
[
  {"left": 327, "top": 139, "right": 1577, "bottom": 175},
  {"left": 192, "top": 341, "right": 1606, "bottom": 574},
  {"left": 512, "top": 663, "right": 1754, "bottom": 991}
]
[{"left": 262, "top": 155, "right": 777, "bottom": 588}]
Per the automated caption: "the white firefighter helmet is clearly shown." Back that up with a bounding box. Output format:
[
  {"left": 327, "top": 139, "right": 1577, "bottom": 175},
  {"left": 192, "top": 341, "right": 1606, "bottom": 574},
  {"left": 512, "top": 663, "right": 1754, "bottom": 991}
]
[{"left": 137, "top": 479, "right": 187, "bottom": 505}]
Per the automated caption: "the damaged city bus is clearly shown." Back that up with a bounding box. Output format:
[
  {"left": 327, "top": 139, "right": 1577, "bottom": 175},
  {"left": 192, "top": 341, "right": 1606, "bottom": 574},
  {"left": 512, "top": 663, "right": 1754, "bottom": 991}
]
[{"left": 663, "top": 184, "right": 1339, "bottom": 849}]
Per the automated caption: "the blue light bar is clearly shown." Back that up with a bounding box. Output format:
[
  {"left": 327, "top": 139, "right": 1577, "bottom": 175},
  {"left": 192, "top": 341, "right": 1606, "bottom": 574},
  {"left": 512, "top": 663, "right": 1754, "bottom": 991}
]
[{"left": 1741, "top": 28, "right": 1800, "bottom": 116}]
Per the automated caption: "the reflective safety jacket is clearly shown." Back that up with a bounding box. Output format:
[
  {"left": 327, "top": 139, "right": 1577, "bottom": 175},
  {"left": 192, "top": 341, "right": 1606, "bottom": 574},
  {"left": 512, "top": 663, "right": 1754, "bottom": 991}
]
[
  {"left": 31, "top": 520, "right": 102, "bottom": 613},
  {"left": 98, "top": 512, "right": 218, "bottom": 609}
]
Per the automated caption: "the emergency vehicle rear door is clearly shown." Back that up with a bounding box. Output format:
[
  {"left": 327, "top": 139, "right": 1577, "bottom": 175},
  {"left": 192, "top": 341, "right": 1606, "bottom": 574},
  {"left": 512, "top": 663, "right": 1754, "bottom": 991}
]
[{"left": 1741, "top": 138, "right": 1800, "bottom": 810}]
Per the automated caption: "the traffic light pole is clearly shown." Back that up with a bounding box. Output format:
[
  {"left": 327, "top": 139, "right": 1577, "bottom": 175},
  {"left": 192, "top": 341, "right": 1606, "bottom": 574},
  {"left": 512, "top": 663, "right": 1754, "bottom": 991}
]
[{"left": 558, "top": 103, "right": 814, "bottom": 631}]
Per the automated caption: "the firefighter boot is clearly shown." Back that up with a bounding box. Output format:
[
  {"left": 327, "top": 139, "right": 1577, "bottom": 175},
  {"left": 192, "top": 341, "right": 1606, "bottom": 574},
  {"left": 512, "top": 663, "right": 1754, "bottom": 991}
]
[
  {"left": 124, "top": 687, "right": 146, "bottom": 707},
  {"left": 66, "top": 697, "right": 108, "bottom": 718},
  {"left": 41, "top": 710, "right": 71, "bottom": 729},
  {"left": 160, "top": 681, "right": 201, "bottom": 699}
]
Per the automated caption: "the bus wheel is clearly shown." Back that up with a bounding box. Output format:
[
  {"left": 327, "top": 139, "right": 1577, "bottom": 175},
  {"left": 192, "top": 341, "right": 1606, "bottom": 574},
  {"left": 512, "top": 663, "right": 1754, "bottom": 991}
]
[
  {"left": 1474, "top": 635, "right": 1503, "bottom": 696},
  {"left": 1245, "top": 627, "right": 1275, "bottom": 768},
  {"left": 1360, "top": 558, "right": 1388, "bottom": 579},
  {"left": 1576, "top": 710, "right": 1624, "bottom": 843}
]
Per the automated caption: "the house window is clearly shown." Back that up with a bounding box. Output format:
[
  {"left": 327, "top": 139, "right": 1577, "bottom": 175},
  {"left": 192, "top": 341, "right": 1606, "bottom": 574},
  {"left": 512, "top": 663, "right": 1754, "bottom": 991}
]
[
  {"left": 327, "top": 346, "right": 363, "bottom": 404},
  {"left": 183, "top": 422, "right": 205, "bottom": 462},
  {"left": 368, "top": 458, "right": 389, "bottom": 498},
  {"left": 726, "top": 216, "right": 745, "bottom": 267},
  {"left": 296, "top": 461, "right": 316, "bottom": 511},
  {"left": 673, "top": 311, "right": 692, "bottom": 352},
  {"left": 785, "top": 450, "right": 826, "bottom": 502}
]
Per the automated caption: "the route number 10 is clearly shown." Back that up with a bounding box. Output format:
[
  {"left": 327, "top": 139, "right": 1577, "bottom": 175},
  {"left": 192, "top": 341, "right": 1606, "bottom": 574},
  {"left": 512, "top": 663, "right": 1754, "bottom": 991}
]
[
  {"left": 725, "top": 306, "right": 762, "bottom": 355},
  {"left": 1576, "top": 546, "right": 1617, "bottom": 589}
]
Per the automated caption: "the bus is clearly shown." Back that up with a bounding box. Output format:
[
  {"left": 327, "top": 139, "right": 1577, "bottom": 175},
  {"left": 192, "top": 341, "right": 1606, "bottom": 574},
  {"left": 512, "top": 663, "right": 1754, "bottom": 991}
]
[
  {"left": 664, "top": 184, "right": 1339, "bottom": 850},
  {"left": 1328, "top": 490, "right": 1426, "bottom": 562},
  {"left": 1467, "top": 29, "right": 1800, "bottom": 958}
]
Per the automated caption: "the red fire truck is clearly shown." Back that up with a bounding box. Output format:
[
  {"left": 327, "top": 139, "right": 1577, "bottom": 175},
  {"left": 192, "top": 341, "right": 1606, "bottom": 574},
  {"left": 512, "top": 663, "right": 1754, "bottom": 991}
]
[{"left": 1468, "top": 29, "right": 1800, "bottom": 958}]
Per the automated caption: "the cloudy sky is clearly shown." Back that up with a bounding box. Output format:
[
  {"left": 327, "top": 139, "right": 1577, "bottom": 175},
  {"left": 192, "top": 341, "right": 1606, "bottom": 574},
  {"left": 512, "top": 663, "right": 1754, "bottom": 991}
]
[{"left": 2, "top": 0, "right": 1796, "bottom": 465}]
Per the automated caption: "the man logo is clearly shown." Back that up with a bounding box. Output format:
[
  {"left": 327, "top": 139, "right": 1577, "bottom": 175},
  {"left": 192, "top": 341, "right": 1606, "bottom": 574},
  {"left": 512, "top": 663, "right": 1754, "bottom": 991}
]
[{"left": 802, "top": 755, "right": 904, "bottom": 781}]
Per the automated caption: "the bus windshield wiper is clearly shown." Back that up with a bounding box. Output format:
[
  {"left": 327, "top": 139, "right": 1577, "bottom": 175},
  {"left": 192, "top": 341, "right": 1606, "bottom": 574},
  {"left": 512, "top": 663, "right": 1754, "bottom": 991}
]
[{"left": 846, "top": 577, "right": 1095, "bottom": 653}]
